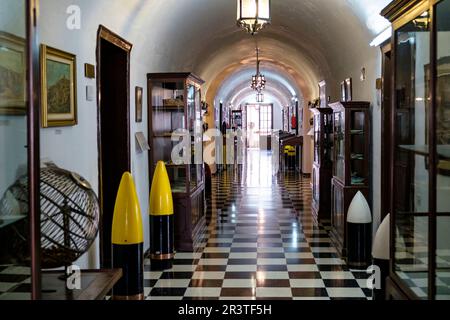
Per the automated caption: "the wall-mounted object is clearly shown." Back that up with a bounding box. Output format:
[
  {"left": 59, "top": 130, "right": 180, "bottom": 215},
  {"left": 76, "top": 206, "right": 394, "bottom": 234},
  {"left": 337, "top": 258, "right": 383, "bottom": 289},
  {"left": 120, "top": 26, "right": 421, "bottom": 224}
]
[
  {"left": 135, "top": 132, "right": 149, "bottom": 153},
  {"left": 345, "top": 78, "right": 353, "bottom": 101},
  {"left": 40, "top": 45, "right": 77, "bottom": 127},
  {"left": 360, "top": 67, "right": 366, "bottom": 81},
  {"left": 135, "top": 86, "right": 143, "bottom": 123},
  {"left": 86, "top": 85, "right": 95, "bottom": 101},
  {"left": 319, "top": 80, "right": 326, "bottom": 108},
  {"left": 376, "top": 78, "right": 382, "bottom": 90},
  {"left": 84, "top": 63, "right": 95, "bottom": 79},
  {"left": 0, "top": 32, "right": 26, "bottom": 115},
  {"left": 340, "top": 81, "right": 346, "bottom": 102}
]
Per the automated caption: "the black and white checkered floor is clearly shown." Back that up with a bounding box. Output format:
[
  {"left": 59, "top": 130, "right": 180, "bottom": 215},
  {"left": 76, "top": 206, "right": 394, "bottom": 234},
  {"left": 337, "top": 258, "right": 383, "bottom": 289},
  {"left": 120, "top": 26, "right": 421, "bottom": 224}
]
[
  {"left": 143, "top": 150, "right": 372, "bottom": 300},
  {"left": 0, "top": 150, "right": 373, "bottom": 300}
]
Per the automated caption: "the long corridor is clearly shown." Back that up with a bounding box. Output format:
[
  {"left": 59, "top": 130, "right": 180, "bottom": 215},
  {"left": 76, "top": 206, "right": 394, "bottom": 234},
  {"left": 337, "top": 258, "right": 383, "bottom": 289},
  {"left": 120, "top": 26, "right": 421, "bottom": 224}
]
[{"left": 144, "top": 150, "right": 371, "bottom": 300}]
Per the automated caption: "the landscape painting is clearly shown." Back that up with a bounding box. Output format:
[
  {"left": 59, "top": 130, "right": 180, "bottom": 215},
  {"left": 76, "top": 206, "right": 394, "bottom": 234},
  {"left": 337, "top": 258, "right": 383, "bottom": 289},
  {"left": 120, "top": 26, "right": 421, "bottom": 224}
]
[
  {"left": 41, "top": 45, "right": 77, "bottom": 127},
  {"left": 46, "top": 59, "right": 71, "bottom": 114},
  {"left": 0, "top": 32, "right": 26, "bottom": 115}
]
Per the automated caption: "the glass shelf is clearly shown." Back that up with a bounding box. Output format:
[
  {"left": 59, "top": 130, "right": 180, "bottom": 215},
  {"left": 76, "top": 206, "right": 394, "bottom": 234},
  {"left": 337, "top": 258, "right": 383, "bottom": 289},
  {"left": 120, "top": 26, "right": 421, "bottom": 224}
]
[
  {"left": 350, "top": 153, "right": 364, "bottom": 160},
  {"left": 399, "top": 144, "right": 450, "bottom": 160}
]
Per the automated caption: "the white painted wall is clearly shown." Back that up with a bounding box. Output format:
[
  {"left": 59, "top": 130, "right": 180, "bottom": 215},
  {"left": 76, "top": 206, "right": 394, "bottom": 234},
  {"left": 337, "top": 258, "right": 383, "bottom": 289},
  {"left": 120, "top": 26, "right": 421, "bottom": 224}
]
[{"left": 38, "top": 0, "right": 157, "bottom": 268}]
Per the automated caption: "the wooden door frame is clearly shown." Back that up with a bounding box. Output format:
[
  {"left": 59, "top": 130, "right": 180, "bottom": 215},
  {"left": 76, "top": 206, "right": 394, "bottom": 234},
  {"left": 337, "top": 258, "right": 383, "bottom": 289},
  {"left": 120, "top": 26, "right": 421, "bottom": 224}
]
[
  {"left": 96, "top": 25, "right": 132, "bottom": 267},
  {"left": 27, "top": 0, "right": 41, "bottom": 299},
  {"left": 380, "top": 41, "right": 392, "bottom": 221}
]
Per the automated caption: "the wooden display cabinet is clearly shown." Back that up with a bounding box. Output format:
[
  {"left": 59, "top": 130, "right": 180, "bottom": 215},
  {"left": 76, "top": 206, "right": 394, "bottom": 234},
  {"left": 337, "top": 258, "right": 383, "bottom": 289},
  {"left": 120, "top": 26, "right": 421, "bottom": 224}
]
[
  {"left": 147, "top": 73, "right": 206, "bottom": 252},
  {"left": 329, "top": 101, "right": 370, "bottom": 257},
  {"left": 381, "top": 0, "right": 450, "bottom": 300},
  {"left": 231, "top": 110, "right": 243, "bottom": 130},
  {"left": 310, "top": 107, "right": 333, "bottom": 221}
]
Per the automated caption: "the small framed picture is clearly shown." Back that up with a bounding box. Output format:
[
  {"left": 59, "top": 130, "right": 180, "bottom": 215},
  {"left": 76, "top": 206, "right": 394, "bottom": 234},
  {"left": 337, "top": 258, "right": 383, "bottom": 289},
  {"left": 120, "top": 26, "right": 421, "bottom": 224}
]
[
  {"left": 318, "top": 80, "right": 326, "bottom": 108},
  {"left": 345, "top": 78, "right": 353, "bottom": 102},
  {"left": 340, "top": 81, "right": 346, "bottom": 102},
  {"left": 135, "top": 86, "right": 143, "bottom": 123},
  {"left": 40, "top": 45, "right": 77, "bottom": 127}
]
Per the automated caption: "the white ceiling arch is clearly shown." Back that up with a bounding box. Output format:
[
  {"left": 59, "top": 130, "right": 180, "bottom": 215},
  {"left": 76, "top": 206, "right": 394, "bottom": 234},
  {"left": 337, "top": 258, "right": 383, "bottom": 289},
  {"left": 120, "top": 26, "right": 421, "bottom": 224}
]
[{"left": 41, "top": 0, "right": 391, "bottom": 103}]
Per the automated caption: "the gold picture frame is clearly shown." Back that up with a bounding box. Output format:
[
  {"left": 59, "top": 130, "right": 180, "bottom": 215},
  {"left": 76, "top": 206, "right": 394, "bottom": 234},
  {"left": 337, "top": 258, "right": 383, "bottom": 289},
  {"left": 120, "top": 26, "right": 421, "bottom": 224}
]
[
  {"left": 40, "top": 44, "right": 77, "bottom": 127},
  {"left": 0, "top": 31, "right": 26, "bottom": 115}
]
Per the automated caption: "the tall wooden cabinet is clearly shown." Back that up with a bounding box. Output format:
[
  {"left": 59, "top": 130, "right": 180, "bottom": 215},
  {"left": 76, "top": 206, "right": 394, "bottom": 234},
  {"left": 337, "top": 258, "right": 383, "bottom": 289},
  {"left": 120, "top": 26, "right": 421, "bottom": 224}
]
[
  {"left": 329, "top": 101, "right": 370, "bottom": 257},
  {"left": 147, "top": 73, "right": 206, "bottom": 252},
  {"left": 311, "top": 107, "right": 333, "bottom": 221},
  {"left": 382, "top": 0, "right": 450, "bottom": 300}
]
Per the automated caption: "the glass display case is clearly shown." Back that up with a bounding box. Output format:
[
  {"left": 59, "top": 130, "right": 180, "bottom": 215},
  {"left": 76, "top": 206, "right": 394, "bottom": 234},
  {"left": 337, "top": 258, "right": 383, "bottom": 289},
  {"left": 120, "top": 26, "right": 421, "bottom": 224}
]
[
  {"left": 231, "top": 110, "right": 243, "bottom": 130},
  {"left": 148, "top": 73, "right": 205, "bottom": 252},
  {"left": 311, "top": 107, "right": 333, "bottom": 221},
  {"left": 0, "top": 0, "right": 41, "bottom": 299},
  {"left": 329, "top": 101, "right": 370, "bottom": 257},
  {"left": 382, "top": 0, "right": 450, "bottom": 300}
]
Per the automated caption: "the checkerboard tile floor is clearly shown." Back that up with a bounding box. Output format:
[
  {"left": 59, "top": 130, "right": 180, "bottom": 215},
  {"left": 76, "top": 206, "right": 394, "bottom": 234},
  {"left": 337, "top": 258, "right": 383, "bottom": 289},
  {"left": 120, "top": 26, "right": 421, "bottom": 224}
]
[
  {"left": 394, "top": 217, "right": 450, "bottom": 299},
  {"left": 145, "top": 150, "right": 372, "bottom": 300},
  {"left": 0, "top": 150, "right": 374, "bottom": 300},
  {"left": 0, "top": 266, "right": 32, "bottom": 300}
]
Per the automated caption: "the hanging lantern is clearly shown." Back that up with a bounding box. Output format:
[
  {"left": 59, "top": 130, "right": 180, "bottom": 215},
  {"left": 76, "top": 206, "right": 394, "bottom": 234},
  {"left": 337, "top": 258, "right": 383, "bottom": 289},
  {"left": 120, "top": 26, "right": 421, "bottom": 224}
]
[
  {"left": 250, "top": 48, "right": 266, "bottom": 91},
  {"left": 237, "top": 0, "right": 271, "bottom": 35},
  {"left": 256, "top": 91, "right": 264, "bottom": 103}
]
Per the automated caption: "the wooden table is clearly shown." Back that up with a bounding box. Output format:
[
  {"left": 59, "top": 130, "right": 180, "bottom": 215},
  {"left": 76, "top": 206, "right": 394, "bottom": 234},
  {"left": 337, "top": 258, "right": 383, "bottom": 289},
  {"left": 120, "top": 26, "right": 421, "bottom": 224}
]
[{"left": 41, "top": 269, "right": 122, "bottom": 300}]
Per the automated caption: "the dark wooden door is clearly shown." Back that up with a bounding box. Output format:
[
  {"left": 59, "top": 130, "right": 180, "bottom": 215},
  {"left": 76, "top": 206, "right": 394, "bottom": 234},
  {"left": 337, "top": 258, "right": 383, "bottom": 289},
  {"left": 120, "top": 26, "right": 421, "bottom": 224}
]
[{"left": 97, "top": 26, "right": 132, "bottom": 268}]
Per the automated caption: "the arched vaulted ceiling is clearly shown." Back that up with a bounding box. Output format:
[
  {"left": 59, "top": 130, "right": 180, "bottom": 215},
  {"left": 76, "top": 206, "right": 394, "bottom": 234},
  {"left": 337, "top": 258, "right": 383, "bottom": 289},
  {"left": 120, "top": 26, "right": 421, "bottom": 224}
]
[
  {"left": 216, "top": 66, "right": 299, "bottom": 108},
  {"left": 45, "top": 0, "right": 390, "bottom": 105},
  {"left": 129, "top": 0, "right": 391, "bottom": 103}
]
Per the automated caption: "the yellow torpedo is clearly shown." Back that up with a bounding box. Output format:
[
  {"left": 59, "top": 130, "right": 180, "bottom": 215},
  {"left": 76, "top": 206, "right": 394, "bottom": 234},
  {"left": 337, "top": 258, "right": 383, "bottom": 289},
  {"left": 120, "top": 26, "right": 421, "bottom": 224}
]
[
  {"left": 150, "top": 161, "right": 173, "bottom": 216},
  {"left": 112, "top": 172, "right": 144, "bottom": 245}
]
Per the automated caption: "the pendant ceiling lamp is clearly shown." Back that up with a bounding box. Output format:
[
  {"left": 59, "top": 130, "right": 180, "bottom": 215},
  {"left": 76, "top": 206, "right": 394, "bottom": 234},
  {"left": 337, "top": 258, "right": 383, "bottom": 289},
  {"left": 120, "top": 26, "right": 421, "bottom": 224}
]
[
  {"left": 237, "top": 0, "right": 271, "bottom": 35},
  {"left": 256, "top": 91, "right": 264, "bottom": 103},
  {"left": 251, "top": 48, "right": 266, "bottom": 92}
]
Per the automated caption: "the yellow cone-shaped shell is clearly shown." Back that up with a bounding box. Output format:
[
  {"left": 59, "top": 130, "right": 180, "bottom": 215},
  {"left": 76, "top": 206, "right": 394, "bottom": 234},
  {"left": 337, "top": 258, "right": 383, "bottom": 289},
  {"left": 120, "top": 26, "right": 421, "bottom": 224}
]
[
  {"left": 150, "top": 161, "right": 173, "bottom": 216},
  {"left": 112, "top": 172, "right": 144, "bottom": 245}
]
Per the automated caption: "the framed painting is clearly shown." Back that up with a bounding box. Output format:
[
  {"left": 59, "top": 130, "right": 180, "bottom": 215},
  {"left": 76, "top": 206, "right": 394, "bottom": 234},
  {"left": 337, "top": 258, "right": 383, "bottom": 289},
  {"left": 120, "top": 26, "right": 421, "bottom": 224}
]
[
  {"left": 340, "top": 81, "right": 346, "bottom": 102},
  {"left": 345, "top": 78, "right": 353, "bottom": 102},
  {"left": 0, "top": 31, "right": 26, "bottom": 115},
  {"left": 135, "top": 86, "right": 143, "bottom": 123},
  {"left": 319, "top": 80, "right": 326, "bottom": 108},
  {"left": 40, "top": 45, "right": 77, "bottom": 127}
]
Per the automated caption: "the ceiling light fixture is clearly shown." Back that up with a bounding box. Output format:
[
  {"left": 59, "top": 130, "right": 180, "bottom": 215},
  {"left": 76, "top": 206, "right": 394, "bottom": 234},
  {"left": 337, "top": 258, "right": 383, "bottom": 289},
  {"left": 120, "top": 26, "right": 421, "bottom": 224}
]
[
  {"left": 256, "top": 91, "right": 264, "bottom": 103},
  {"left": 251, "top": 48, "right": 266, "bottom": 92},
  {"left": 237, "top": 0, "right": 271, "bottom": 35}
]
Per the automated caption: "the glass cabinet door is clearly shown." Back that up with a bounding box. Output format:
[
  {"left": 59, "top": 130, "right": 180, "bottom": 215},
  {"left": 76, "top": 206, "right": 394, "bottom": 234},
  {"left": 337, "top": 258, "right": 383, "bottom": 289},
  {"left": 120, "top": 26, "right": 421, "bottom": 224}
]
[
  {"left": 324, "top": 113, "right": 333, "bottom": 166},
  {"left": 393, "top": 10, "right": 430, "bottom": 299},
  {"left": 435, "top": 0, "right": 450, "bottom": 300},
  {"left": 187, "top": 83, "right": 200, "bottom": 192},
  {"left": 314, "top": 114, "right": 320, "bottom": 163},
  {"left": 350, "top": 110, "right": 366, "bottom": 185},
  {"left": 334, "top": 110, "right": 345, "bottom": 181},
  {"left": 0, "top": 0, "right": 31, "bottom": 300},
  {"left": 194, "top": 85, "right": 203, "bottom": 187},
  {"left": 152, "top": 80, "right": 187, "bottom": 193}
]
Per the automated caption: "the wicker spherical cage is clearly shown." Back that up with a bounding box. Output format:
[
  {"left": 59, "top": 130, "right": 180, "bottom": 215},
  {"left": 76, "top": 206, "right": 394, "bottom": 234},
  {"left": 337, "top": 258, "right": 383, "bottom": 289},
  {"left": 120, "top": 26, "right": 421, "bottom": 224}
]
[{"left": 0, "top": 165, "right": 100, "bottom": 269}]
